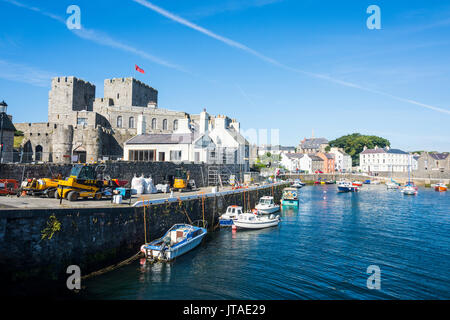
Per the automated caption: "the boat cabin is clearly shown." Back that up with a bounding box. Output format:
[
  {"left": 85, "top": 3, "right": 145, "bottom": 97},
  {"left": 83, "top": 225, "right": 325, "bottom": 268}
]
[
  {"left": 258, "top": 196, "right": 274, "bottom": 205},
  {"left": 226, "top": 205, "right": 243, "bottom": 216}
]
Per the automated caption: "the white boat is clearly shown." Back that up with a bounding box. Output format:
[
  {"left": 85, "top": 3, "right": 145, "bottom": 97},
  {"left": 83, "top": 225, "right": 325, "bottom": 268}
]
[
  {"left": 337, "top": 180, "right": 358, "bottom": 192},
  {"left": 140, "top": 223, "right": 207, "bottom": 261},
  {"left": 255, "top": 196, "right": 280, "bottom": 214},
  {"left": 219, "top": 205, "right": 243, "bottom": 226},
  {"left": 386, "top": 181, "right": 399, "bottom": 189},
  {"left": 401, "top": 186, "right": 417, "bottom": 195},
  {"left": 234, "top": 212, "right": 280, "bottom": 229}
]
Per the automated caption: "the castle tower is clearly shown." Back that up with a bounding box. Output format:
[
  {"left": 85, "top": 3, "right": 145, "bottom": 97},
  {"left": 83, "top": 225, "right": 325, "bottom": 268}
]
[
  {"left": 103, "top": 77, "right": 158, "bottom": 107},
  {"left": 48, "top": 76, "right": 96, "bottom": 124}
]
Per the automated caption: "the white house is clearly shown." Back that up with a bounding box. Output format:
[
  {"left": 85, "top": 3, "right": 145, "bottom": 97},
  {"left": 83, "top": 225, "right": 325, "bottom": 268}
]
[
  {"left": 359, "top": 146, "right": 410, "bottom": 173},
  {"left": 280, "top": 153, "right": 303, "bottom": 172},
  {"left": 329, "top": 147, "right": 352, "bottom": 172},
  {"left": 123, "top": 110, "right": 249, "bottom": 170}
]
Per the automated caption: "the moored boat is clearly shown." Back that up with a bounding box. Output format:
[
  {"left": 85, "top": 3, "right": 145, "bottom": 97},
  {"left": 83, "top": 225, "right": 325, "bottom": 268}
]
[
  {"left": 281, "top": 187, "right": 299, "bottom": 206},
  {"left": 219, "top": 205, "right": 243, "bottom": 226},
  {"left": 140, "top": 223, "right": 207, "bottom": 261},
  {"left": 386, "top": 181, "right": 399, "bottom": 189},
  {"left": 234, "top": 212, "right": 280, "bottom": 229},
  {"left": 292, "top": 179, "right": 304, "bottom": 188},
  {"left": 337, "top": 181, "right": 358, "bottom": 192},
  {"left": 401, "top": 186, "right": 417, "bottom": 195},
  {"left": 352, "top": 181, "right": 363, "bottom": 187},
  {"left": 255, "top": 196, "right": 280, "bottom": 214},
  {"left": 434, "top": 183, "right": 448, "bottom": 192}
]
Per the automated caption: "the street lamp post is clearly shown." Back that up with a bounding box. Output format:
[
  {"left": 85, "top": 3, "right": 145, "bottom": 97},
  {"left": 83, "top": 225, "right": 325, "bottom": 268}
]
[{"left": 0, "top": 100, "right": 8, "bottom": 164}]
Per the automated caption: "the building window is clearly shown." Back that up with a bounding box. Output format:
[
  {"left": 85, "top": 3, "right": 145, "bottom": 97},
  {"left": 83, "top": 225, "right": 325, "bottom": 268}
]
[
  {"left": 170, "top": 150, "right": 182, "bottom": 161},
  {"left": 117, "top": 116, "right": 123, "bottom": 128},
  {"left": 151, "top": 118, "right": 157, "bottom": 130},
  {"left": 117, "top": 93, "right": 120, "bottom": 99},
  {"left": 173, "top": 120, "right": 178, "bottom": 131},
  {"left": 129, "top": 117, "right": 135, "bottom": 129},
  {"left": 77, "top": 118, "right": 88, "bottom": 125},
  {"left": 128, "top": 149, "right": 156, "bottom": 161},
  {"left": 163, "top": 119, "right": 168, "bottom": 130}
]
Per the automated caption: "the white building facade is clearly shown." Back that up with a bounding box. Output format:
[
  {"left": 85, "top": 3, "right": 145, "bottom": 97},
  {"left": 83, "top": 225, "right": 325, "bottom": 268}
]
[
  {"left": 123, "top": 110, "right": 249, "bottom": 170},
  {"left": 359, "top": 146, "right": 410, "bottom": 173},
  {"left": 329, "top": 147, "right": 352, "bottom": 172}
]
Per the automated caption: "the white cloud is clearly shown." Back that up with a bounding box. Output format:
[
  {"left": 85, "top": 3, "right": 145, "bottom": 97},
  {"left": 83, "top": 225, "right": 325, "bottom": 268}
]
[{"left": 0, "top": 59, "right": 56, "bottom": 87}]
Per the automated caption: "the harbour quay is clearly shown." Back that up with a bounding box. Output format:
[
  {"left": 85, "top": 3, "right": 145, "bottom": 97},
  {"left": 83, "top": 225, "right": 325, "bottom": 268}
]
[{"left": 0, "top": 181, "right": 287, "bottom": 297}]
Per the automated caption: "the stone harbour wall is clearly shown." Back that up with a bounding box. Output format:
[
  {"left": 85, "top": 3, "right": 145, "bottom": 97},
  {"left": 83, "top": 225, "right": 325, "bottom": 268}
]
[{"left": 0, "top": 183, "right": 286, "bottom": 296}]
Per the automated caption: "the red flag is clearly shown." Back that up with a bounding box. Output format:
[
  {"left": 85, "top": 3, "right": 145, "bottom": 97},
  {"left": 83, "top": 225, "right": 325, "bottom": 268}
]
[{"left": 135, "top": 64, "right": 145, "bottom": 74}]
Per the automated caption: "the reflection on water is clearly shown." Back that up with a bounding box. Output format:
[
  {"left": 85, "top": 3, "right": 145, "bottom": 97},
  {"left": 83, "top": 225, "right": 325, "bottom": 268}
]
[{"left": 81, "top": 185, "right": 450, "bottom": 300}]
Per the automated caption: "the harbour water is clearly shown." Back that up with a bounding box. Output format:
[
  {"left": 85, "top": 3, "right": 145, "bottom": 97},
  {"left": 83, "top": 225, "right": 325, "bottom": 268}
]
[{"left": 79, "top": 185, "right": 450, "bottom": 299}]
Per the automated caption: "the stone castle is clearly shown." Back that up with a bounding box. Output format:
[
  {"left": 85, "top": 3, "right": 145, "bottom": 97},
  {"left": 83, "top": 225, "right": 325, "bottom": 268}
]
[{"left": 14, "top": 76, "right": 225, "bottom": 163}]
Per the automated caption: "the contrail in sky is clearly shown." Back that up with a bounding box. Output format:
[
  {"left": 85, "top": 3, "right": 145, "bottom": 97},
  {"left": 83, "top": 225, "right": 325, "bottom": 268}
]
[
  {"left": 3, "top": 0, "right": 187, "bottom": 73},
  {"left": 133, "top": 0, "right": 450, "bottom": 115}
]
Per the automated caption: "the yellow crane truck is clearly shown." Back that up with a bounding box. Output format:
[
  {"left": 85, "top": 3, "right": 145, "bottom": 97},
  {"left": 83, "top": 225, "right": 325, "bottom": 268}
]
[{"left": 55, "top": 164, "right": 126, "bottom": 201}]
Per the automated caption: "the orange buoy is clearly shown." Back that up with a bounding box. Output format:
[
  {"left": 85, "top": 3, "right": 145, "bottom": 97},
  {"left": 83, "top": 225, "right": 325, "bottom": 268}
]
[{"left": 232, "top": 225, "right": 237, "bottom": 231}]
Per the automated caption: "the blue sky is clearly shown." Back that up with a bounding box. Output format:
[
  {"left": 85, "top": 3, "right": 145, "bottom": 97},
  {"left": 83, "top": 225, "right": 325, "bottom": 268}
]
[{"left": 1, "top": 0, "right": 449, "bottom": 151}]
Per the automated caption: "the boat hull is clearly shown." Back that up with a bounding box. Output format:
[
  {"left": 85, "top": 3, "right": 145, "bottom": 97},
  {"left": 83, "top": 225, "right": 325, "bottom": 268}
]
[
  {"left": 281, "top": 199, "right": 298, "bottom": 206},
  {"left": 338, "top": 186, "right": 358, "bottom": 192},
  {"left": 255, "top": 205, "right": 280, "bottom": 214},
  {"left": 434, "top": 186, "right": 447, "bottom": 192},
  {"left": 142, "top": 230, "right": 206, "bottom": 261},
  {"left": 234, "top": 219, "right": 279, "bottom": 229},
  {"left": 219, "top": 218, "right": 235, "bottom": 226}
]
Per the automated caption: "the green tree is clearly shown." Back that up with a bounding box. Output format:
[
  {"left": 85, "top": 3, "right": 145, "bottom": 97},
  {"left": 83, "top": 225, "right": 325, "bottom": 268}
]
[{"left": 328, "top": 133, "right": 390, "bottom": 166}]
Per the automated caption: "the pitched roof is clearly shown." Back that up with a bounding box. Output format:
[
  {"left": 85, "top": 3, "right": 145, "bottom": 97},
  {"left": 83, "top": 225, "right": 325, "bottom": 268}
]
[
  {"left": 325, "top": 153, "right": 335, "bottom": 159},
  {"left": 360, "top": 147, "right": 408, "bottom": 155},
  {"left": 125, "top": 133, "right": 195, "bottom": 145},
  {"left": 300, "top": 138, "right": 328, "bottom": 149},
  {"left": 308, "top": 154, "right": 324, "bottom": 161},
  {"left": 284, "top": 153, "right": 304, "bottom": 159},
  {"left": 429, "top": 153, "right": 449, "bottom": 160}
]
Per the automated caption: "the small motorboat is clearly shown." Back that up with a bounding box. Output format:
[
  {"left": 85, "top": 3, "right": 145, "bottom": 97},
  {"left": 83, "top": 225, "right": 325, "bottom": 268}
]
[
  {"left": 371, "top": 180, "right": 380, "bottom": 185},
  {"left": 386, "top": 181, "right": 399, "bottom": 189},
  {"left": 140, "top": 223, "right": 207, "bottom": 261},
  {"left": 233, "top": 212, "right": 280, "bottom": 229},
  {"left": 401, "top": 186, "right": 417, "bottom": 195},
  {"left": 281, "top": 187, "right": 299, "bottom": 206},
  {"left": 352, "top": 181, "right": 363, "bottom": 187},
  {"left": 219, "top": 205, "right": 243, "bottom": 226},
  {"left": 292, "top": 180, "right": 304, "bottom": 188},
  {"left": 434, "top": 183, "right": 448, "bottom": 192},
  {"left": 325, "top": 180, "right": 335, "bottom": 184},
  {"left": 337, "top": 181, "right": 358, "bottom": 192},
  {"left": 255, "top": 196, "right": 280, "bottom": 214}
]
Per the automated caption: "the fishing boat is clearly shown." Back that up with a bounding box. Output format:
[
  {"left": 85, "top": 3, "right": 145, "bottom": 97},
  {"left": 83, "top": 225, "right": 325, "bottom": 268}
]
[
  {"left": 140, "top": 223, "right": 207, "bottom": 261},
  {"left": 337, "top": 181, "right": 358, "bottom": 192},
  {"left": 255, "top": 196, "right": 280, "bottom": 214},
  {"left": 401, "top": 186, "right": 417, "bottom": 195},
  {"left": 325, "top": 180, "right": 336, "bottom": 184},
  {"left": 219, "top": 205, "right": 243, "bottom": 226},
  {"left": 281, "top": 187, "right": 299, "bottom": 206},
  {"left": 292, "top": 180, "right": 304, "bottom": 188},
  {"left": 352, "top": 181, "right": 363, "bottom": 187},
  {"left": 233, "top": 212, "right": 280, "bottom": 229},
  {"left": 386, "top": 181, "right": 400, "bottom": 189},
  {"left": 434, "top": 183, "right": 448, "bottom": 192}
]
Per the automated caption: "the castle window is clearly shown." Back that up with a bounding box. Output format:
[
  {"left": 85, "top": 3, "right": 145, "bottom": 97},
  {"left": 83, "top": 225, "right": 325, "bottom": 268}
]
[
  {"left": 117, "top": 116, "right": 123, "bottom": 128},
  {"left": 151, "top": 118, "right": 157, "bottom": 130},
  {"left": 173, "top": 120, "right": 178, "bottom": 131},
  {"left": 77, "top": 118, "right": 88, "bottom": 126},
  {"left": 162, "top": 119, "right": 168, "bottom": 130},
  {"left": 117, "top": 93, "right": 120, "bottom": 99},
  {"left": 129, "top": 117, "right": 135, "bottom": 129}
]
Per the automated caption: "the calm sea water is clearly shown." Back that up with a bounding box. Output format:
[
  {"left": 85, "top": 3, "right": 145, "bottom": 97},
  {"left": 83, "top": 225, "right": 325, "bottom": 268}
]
[{"left": 80, "top": 185, "right": 450, "bottom": 300}]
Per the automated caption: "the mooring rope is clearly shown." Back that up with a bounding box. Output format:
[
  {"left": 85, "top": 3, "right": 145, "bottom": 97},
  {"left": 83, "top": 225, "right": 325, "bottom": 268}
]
[
  {"left": 81, "top": 251, "right": 142, "bottom": 280},
  {"left": 178, "top": 197, "right": 193, "bottom": 224}
]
